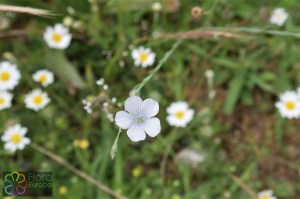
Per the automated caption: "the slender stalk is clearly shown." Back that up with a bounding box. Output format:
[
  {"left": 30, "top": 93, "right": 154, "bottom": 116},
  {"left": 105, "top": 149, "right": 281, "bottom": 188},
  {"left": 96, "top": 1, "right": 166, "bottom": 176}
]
[
  {"left": 131, "top": 38, "right": 183, "bottom": 95},
  {"left": 229, "top": 174, "right": 257, "bottom": 199},
  {"left": 30, "top": 144, "right": 128, "bottom": 199},
  {"left": 0, "top": 4, "right": 52, "bottom": 16}
]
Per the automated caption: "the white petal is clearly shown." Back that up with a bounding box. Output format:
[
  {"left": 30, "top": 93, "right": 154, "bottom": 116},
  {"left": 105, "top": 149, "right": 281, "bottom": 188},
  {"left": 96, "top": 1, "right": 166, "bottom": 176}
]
[
  {"left": 125, "top": 96, "right": 142, "bottom": 115},
  {"left": 142, "top": 98, "right": 159, "bottom": 118},
  {"left": 142, "top": 118, "right": 161, "bottom": 137},
  {"left": 126, "top": 123, "right": 146, "bottom": 142},
  {"left": 115, "top": 111, "right": 134, "bottom": 129}
]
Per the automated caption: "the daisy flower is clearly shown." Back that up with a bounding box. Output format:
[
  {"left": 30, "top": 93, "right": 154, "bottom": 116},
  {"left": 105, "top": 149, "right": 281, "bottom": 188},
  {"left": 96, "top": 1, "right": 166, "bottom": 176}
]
[
  {"left": 131, "top": 47, "right": 156, "bottom": 68},
  {"left": 1, "top": 124, "right": 31, "bottom": 152},
  {"left": 258, "top": 190, "right": 277, "bottom": 199},
  {"left": 167, "top": 101, "right": 194, "bottom": 127},
  {"left": 32, "top": 69, "right": 54, "bottom": 87},
  {"left": 269, "top": 8, "right": 288, "bottom": 26},
  {"left": 275, "top": 91, "right": 300, "bottom": 119},
  {"left": 0, "top": 61, "right": 21, "bottom": 91},
  {"left": 24, "top": 89, "right": 50, "bottom": 111},
  {"left": 115, "top": 96, "right": 161, "bottom": 142},
  {"left": 0, "top": 91, "right": 13, "bottom": 110},
  {"left": 44, "top": 24, "right": 72, "bottom": 49}
]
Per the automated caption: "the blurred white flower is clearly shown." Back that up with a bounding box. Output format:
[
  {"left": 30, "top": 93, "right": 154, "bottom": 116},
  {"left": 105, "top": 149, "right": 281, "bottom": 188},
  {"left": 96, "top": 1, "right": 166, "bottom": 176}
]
[
  {"left": 0, "top": 91, "right": 13, "bottom": 110},
  {"left": 269, "top": 8, "right": 288, "bottom": 26},
  {"left": 32, "top": 69, "right": 54, "bottom": 87},
  {"left": 175, "top": 148, "right": 205, "bottom": 167},
  {"left": 96, "top": 78, "right": 105, "bottom": 86},
  {"left": 63, "top": 16, "right": 73, "bottom": 27},
  {"left": 24, "top": 89, "right": 50, "bottom": 111},
  {"left": 115, "top": 96, "right": 161, "bottom": 142},
  {"left": 275, "top": 91, "right": 300, "bottom": 119},
  {"left": 167, "top": 101, "right": 194, "bottom": 127},
  {"left": 131, "top": 47, "right": 156, "bottom": 68},
  {"left": 152, "top": 2, "right": 162, "bottom": 12},
  {"left": 44, "top": 24, "right": 72, "bottom": 49},
  {"left": 0, "top": 61, "right": 21, "bottom": 91},
  {"left": 258, "top": 190, "right": 277, "bottom": 199},
  {"left": 1, "top": 124, "right": 31, "bottom": 152}
]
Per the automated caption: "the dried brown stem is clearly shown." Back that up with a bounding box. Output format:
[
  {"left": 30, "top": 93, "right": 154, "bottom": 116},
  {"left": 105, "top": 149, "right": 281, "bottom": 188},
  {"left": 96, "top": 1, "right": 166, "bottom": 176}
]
[
  {"left": 30, "top": 144, "right": 128, "bottom": 199},
  {"left": 229, "top": 174, "right": 257, "bottom": 199},
  {"left": 0, "top": 4, "right": 52, "bottom": 16}
]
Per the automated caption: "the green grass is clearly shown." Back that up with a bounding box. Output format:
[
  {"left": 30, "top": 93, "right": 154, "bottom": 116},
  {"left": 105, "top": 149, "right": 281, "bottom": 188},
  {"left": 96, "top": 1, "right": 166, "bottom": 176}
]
[{"left": 1, "top": 0, "right": 300, "bottom": 198}]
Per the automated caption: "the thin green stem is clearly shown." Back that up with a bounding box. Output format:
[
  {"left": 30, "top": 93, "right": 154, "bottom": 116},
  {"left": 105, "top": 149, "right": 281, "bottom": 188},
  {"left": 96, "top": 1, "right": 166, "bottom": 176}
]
[{"left": 131, "top": 38, "right": 183, "bottom": 96}]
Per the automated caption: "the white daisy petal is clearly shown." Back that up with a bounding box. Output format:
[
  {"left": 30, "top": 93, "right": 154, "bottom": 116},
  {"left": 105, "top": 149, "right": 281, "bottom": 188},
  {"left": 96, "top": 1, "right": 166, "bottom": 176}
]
[
  {"left": 115, "top": 111, "right": 134, "bottom": 129},
  {"left": 142, "top": 117, "right": 161, "bottom": 137},
  {"left": 126, "top": 123, "right": 146, "bottom": 142}
]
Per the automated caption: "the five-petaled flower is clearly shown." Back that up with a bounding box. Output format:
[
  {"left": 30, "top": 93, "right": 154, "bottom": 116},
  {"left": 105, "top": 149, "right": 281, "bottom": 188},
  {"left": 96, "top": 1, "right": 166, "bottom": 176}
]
[
  {"left": 131, "top": 47, "right": 156, "bottom": 68},
  {"left": 258, "top": 190, "right": 277, "bottom": 199},
  {"left": 0, "top": 61, "right": 21, "bottom": 91},
  {"left": 1, "top": 124, "right": 31, "bottom": 152},
  {"left": 0, "top": 91, "right": 13, "bottom": 110},
  {"left": 275, "top": 90, "right": 300, "bottom": 119},
  {"left": 44, "top": 24, "right": 72, "bottom": 49},
  {"left": 269, "top": 8, "right": 288, "bottom": 26},
  {"left": 166, "top": 101, "right": 194, "bottom": 127},
  {"left": 115, "top": 96, "right": 161, "bottom": 142},
  {"left": 24, "top": 89, "right": 50, "bottom": 111},
  {"left": 32, "top": 69, "right": 54, "bottom": 87}
]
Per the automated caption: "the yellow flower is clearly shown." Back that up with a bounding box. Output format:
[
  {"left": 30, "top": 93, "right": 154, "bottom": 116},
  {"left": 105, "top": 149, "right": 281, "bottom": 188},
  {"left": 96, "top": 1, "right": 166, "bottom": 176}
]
[
  {"left": 79, "top": 139, "right": 89, "bottom": 149},
  {"left": 58, "top": 186, "right": 67, "bottom": 195}
]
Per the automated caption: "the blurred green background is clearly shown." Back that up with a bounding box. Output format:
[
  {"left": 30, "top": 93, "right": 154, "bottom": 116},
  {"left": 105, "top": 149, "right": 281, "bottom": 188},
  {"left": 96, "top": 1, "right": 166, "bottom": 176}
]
[{"left": 1, "top": 0, "right": 300, "bottom": 198}]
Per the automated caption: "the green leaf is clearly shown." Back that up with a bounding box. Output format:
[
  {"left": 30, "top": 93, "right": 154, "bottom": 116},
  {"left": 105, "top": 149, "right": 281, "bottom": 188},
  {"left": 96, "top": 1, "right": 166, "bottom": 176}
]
[
  {"left": 224, "top": 69, "right": 246, "bottom": 114},
  {"left": 45, "top": 49, "right": 87, "bottom": 89}
]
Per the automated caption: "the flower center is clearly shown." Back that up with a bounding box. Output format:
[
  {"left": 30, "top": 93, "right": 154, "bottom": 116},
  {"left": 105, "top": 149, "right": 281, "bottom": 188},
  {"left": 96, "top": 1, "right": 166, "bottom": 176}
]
[
  {"left": 38, "top": 75, "right": 47, "bottom": 83},
  {"left": 261, "top": 195, "right": 269, "bottom": 199},
  {"left": 10, "top": 133, "right": 21, "bottom": 144},
  {"left": 175, "top": 111, "right": 184, "bottom": 119},
  {"left": 135, "top": 116, "right": 145, "bottom": 124},
  {"left": 0, "top": 72, "right": 10, "bottom": 81},
  {"left": 52, "top": 33, "right": 62, "bottom": 42},
  {"left": 139, "top": 53, "right": 148, "bottom": 62},
  {"left": 0, "top": 97, "right": 5, "bottom": 105},
  {"left": 33, "top": 95, "right": 43, "bottom": 105},
  {"left": 285, "top": 101, "right": 295, "bottom": 110}
]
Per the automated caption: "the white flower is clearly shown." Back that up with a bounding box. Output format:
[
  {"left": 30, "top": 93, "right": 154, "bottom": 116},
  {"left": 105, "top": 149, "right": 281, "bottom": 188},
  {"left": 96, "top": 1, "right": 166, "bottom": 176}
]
[
  {"left": 269, "top": 8, "right": 288, "bottom": 26},
  {"left": 32, "top": 69, "right": 54, "bottom": 87},
  {"left": 167, "top": 101, "right": 194, "bottom": 127},
  {"left": 275, "top": 91, "right": 300, "bottom": 119},
  {"left": 0, "top": 91, "right": 13, "bottom": 110},
  {"left": 131, "top": 47, "right": 156, "bottom": 68},
  {"left": 152, "top": 2, "right": 162, "bottom": 12},
  {"left": 24, "top": 89, "right": 50, "bottom": 111},
  {"left": 115, "top": 96, "right": 161, "bottom": 142},
  {"left": 1, "top": 124, "right": 31, "bottom": 152},
  {"left": 258, "top": 190, "right": 277, "bottom": 199},
  {"left": 0, "top": 61, "right": 21, "bottom": 91},
  {"left": 44, "top": 24, "right": 72, "bottom": 49}
]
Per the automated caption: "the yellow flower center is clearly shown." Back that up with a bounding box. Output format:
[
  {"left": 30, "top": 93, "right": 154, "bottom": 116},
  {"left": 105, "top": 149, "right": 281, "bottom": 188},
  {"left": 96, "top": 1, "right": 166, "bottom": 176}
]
[
  {"left": 52, "top": 33, "right": 62, "bottom": 42},
  {"left": 38, "top": 75, "right": 47, "bottom": 84},
  {"left": 10, "top": 133, "right": 21, "bottom": 144},
  {"left": 261, "top": 195, "right": 270, "bottom": 199},
  {"left": 33, "top": 95, "right": 43, "bottom": 105},
  {"left": 0, "top": 97, "right": 5, "bottom": 105},
  {"left": 175, "top": 111, "right": 184, "bottom": 119},
  {"left": 58, "top": 186, "right": 67, "bottom": 195},
  {"left": 139, "top": 53, "right": 148, "bottom": 62},
  {"left": 285, "top": 101, "right": 295, "bottom": 110},
  {"left": 0, "top": 72, "right": 10, "bottom": 81}
]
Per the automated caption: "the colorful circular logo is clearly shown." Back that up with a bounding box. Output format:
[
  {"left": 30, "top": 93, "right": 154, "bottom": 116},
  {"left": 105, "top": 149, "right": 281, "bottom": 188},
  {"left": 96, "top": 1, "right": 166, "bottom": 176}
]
[{"left": 2, "top": 171, "right": 28, "bottom": 196}]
